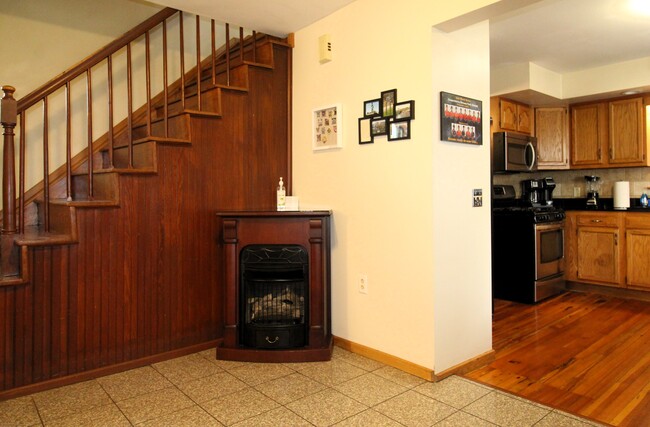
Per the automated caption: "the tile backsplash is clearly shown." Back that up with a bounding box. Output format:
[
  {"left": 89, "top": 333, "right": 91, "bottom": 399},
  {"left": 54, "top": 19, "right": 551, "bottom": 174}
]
[{"left": 493, "top": 167, "right": 650, "bottom": 198}]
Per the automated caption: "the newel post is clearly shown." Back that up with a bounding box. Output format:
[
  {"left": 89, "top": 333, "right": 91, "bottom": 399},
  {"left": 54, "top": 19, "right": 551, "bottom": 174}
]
[{"left": 1, "top": 85, "right": 17, "bottom": 234}]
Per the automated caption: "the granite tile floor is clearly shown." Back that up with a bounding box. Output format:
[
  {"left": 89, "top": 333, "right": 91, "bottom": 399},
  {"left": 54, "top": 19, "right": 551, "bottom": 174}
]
[{"left": 0, "top": 346, "right": 605, "bottom": 427}]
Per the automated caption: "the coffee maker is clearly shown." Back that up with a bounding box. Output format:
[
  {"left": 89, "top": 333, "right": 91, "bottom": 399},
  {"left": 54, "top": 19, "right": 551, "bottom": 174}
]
[{"left": 522, "top": 177, "right": 556, "bottom": 206}]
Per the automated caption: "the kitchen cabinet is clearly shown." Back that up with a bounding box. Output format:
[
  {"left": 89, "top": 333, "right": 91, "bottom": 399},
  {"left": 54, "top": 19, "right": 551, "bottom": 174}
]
[
  {"left": 535, "top": 107, "right": 569, "bottom": 169},
  {"left": 566, "top": 212, "right": 624, "bottom": 287},
  {"left": 625, "top": 214, "right": 650, "bottom": 290},
  {"left": 498, "top": 98, "right": 532, "bottom": 134},
  {"left": 570, "top": 102, "right": 608, "bottom": 168},
  {"left": 608, "top": 97, "right": 646, "bottom": 166},
  {"left": 570, "top": 97, "right": 648, "bottom": 169}
]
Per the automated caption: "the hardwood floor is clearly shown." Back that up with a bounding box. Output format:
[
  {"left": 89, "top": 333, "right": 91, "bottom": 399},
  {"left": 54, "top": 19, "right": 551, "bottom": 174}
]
[{"left": 465, "top": 292, "right": 650, "bottom": 427}]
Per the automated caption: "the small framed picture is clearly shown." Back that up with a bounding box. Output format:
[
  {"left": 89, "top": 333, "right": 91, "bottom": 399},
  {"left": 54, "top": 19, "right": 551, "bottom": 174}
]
[
  {"left": 381, "top": 89, "right": 397, "bottom": 118},
  {"left": 371, "top": 117, "right": 387, "bottom": 136},
  {"left": 359, "top": 117, "right": 373, "bottom": 144},
  {"left": 395, "top": 100, "right": 414, "bottom": 120},
  {"left": 388, "top": 120, "right": 410, "bottom": 141},
  {"left": 312, "top": 104, "right": 342, "bottom": 151},
  {"left": 364, "top": 99, "right": 381, "bottom": 117}
]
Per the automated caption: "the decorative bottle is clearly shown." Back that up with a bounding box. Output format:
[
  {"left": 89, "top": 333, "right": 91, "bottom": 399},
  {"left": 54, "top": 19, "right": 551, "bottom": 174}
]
[
  {"left": 277, "top": 177, "right": 286, "bottom": 211},
  {"left": 641, "top": 193, "right": 648, "bottom": 208}
]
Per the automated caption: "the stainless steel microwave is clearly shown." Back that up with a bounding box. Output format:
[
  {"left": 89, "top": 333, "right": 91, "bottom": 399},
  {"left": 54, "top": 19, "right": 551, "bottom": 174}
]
[{"left": 493, "top": 131, "right": 537, "bottom": 172}]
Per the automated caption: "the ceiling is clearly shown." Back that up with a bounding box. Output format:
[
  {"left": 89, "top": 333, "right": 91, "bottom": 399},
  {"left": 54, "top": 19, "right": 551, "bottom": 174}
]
[
  {"left": 148, "top": 0, "right": 650, "bottom": 100},
  {"left": 489, "top": 0, "right": 650, "bottom": 74},
  {"left": 144, "top": 0, "right": 357, "bottom": 37}
]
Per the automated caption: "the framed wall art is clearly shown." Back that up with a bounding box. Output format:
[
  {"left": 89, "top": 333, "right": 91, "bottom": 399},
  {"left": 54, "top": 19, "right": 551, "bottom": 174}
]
[
  {"left": 440, "top": 91, "right": 482, "bottom": 145},
  {"left": 364, "top": 99, "right": 381, "bottom": 117},
  {"left": 371, "top": 117, "right": 387, "bottom": 136},
  {"left": 388, "top": 120, "right": 410, "bottom": 141},
  {"left": 381, "top": 89, "right": 397, "bottom": 118},
  {"left": 358, "top": 89, "right": 415, "bottom": 144},
  {"left": 359, "top": 117, "right": 373, "bottom": 144},
  {"left": 395, "top": 100, "right": 414, "bottom": 120},
  {"left": 313, "top": 104, "right": 343, "bottom": 151}
]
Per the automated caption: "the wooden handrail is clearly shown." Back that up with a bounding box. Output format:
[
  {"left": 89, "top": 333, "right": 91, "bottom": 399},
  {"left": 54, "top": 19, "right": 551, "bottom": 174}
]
[{"left": 16, "top": 8, "right": 177, "bottom": 113}]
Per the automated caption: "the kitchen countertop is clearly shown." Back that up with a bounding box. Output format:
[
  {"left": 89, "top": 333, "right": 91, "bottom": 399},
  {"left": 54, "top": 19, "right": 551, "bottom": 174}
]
[{"left": 554, "top": 198, "right": 650, "bottom": 212}]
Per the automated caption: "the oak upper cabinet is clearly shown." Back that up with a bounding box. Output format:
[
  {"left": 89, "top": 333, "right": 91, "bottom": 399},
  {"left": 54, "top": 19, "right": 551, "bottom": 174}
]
[
  {"left": 608, "top": 97, "right": 646, "bottom": 166},
  {"left": 535, "top": 107, "right": 569, "bottom": 169},
  {"left": 625, "top": 214, "right": 650, "bottom": 290},
  {"left": 570, "top": 102, "right": 608, "bottom": 168},
  {"left": 498, "top": 98, "right": 532, "bottom": 134},
  {"left": 574, "top": 212, "right": 624, "bottom": 287}
]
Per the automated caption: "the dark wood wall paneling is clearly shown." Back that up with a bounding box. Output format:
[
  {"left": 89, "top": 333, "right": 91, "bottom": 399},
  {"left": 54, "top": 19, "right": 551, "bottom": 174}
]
[{"left": 0, "top": 43, "right": 291, "bottom": 396}]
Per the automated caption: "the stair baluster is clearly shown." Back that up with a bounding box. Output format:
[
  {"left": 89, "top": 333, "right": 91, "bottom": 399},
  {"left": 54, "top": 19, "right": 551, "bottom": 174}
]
[
  {"left": 42, "top": 97, "right": 50, "bottom": 231},
  {"left": 196, "top": 15, "right": 202, "bottom": 111},
  {"left": 86, "top": 69, "right": 94, "bottom": 199}
]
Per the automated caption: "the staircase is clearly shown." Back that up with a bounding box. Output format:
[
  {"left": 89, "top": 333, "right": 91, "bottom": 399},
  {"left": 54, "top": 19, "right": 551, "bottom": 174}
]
[{"left": 0, "top": 8, "right": 292, "bottom": 396}]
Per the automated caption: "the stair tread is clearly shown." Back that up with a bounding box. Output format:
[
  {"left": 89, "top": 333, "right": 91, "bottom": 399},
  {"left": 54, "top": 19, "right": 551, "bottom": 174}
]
[
  {"left": 96, "top": 166, "right": 158, "bottom": 175},
  {"left": 49, "top": 198, "right": 119, "bottom": 207},
  {"left": 71, "top": 167, "right": 157, "bottom": 176},
  {"left": 243, "top": 60, "right": 273, "bottom": 69},
  {"left": 135, "top": 136, "right": 191, "bottom": 145},
  {"left": 0, "top": 275, "right": 28, "bottom": 286},
  {"left": 14, "top": 226, "right": 77, "bottom": 246}
]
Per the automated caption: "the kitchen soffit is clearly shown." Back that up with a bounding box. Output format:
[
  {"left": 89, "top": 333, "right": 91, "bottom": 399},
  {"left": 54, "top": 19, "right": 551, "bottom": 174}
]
[{"left": 489, "top": 0, "right": 650, "bottom": 104}]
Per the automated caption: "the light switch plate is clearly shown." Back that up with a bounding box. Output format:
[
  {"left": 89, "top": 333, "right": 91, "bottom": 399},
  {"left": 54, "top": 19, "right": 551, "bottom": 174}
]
[{"left": 473, "top": 189, "right": 482, "bottom": 207}]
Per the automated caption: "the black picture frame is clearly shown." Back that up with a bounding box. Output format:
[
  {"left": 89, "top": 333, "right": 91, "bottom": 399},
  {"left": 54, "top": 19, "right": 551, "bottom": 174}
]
[
  {"left": 440, "top": 91, "right": 482, "bottom": 145},
  {"left": 395, "top": 100, "right": 415, "bottom": 120},
  {"left": 364, "top": 99, "right": 381, "bottom": 117},
  {"left": 381, "top": 89, "right": 397, "bottom": 118},
  {"left": 388, "top": 119, "right": 410, "bottom": 141},
  {"left": 358, "top": 117, "right": 373, "bottom": 144},
  {"left": 370, "top": 118, "right": 387, "bottom": 136}
]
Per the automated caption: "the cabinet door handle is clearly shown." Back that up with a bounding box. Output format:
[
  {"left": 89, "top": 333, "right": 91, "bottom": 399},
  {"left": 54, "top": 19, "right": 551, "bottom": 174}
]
[
  {"left": 591, "top": 219, "right": 602, "bottom": 223},
  {"left": 265, "top": 336, "right": 279, "bottom": 344}
]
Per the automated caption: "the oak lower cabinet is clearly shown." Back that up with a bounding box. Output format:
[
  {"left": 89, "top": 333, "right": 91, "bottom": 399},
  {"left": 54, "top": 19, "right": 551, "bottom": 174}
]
[
  {"left": 625, "top": 214, "right": 650, "bottom": 290},
  {"left": 567, "top": 211, "right": 650, "bottom": 291},
  {"left": 535, "top": 107, "right": 569, "bottom": 169},
  {"left": 566, "top": 212, "right": 624, "bottom": 287},
  {"left": 576, "top": 213, "right": 623, "bottom": 285}
]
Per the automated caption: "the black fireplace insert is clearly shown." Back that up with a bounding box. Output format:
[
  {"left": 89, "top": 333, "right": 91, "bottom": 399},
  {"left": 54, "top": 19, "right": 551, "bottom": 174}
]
[{"left": 239, "top": 245, "right": 309, "bottom": 349}]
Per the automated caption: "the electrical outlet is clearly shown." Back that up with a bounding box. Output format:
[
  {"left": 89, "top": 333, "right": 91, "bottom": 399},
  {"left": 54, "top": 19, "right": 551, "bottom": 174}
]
[
  {"left": 473, "top": 189, "right": 483, "bottom": 207},
  {"left": 359, "top": 274, "right": 368, "bottom": 294},
  {"left": 574, "top": 187, "right": 581, "bottom": 197}
]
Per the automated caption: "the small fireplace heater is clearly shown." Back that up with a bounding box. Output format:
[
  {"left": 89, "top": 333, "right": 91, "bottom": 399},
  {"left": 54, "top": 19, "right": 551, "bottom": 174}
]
[{"left": 240, "top": 245, "right": 309, "bottom": 349}]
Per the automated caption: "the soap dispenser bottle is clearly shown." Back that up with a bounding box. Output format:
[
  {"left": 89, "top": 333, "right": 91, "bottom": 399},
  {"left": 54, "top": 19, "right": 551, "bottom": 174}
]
[{"left": 276, "top": 177, "right": 286, "bottom": 211}]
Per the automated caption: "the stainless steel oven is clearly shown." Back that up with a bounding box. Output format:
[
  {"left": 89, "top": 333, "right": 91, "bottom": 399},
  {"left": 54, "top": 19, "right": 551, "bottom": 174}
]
[
  {"left": 492, "top": 184, "right": 566, "bottom": 304},
  {"left": 534, "top": 221, "right": 566, "bottom": 301},
  {"left": 535, "top": 221, "right": 565, "bottom": 279}
]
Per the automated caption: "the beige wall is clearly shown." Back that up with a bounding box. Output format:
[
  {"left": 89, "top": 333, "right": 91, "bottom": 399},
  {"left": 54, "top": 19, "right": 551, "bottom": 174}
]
[
  {"left": 0, "top": 0, "right": 163, "bottom": 97},
  {"left": 292, "top": 0, "right": 496, "bottom": 371}
]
